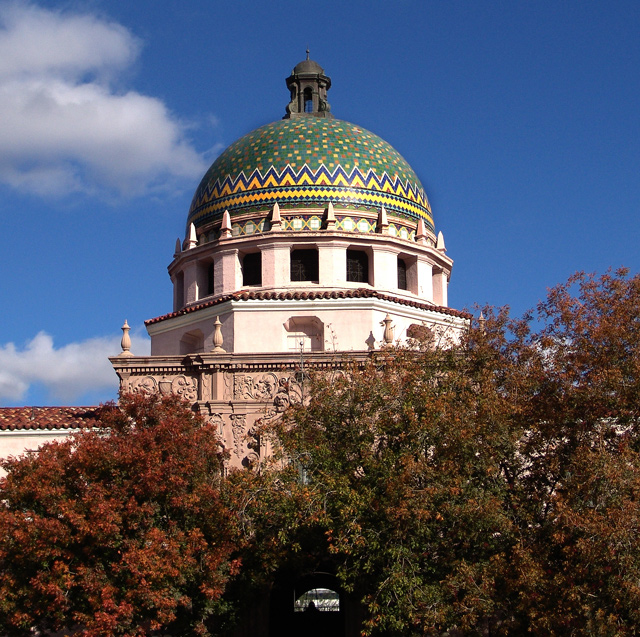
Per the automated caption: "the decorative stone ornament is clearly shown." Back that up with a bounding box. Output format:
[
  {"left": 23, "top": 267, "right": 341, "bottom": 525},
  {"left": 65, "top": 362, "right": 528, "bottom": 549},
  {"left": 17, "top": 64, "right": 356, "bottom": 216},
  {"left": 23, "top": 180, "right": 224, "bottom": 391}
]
[
  {"left": 436, "top": 230, "right": 446, "bottom": 252},
  {"left": 377, "top": 206, "right": 389, "bottom": 233},
  {"left": 186, "top": 223, "right": 198, "bottom": 250},
  {"left": 174, "top": 238, "right": 182, "bottom": 256},
  {"left": 325, "top": 201, "right": 336, "bottom": 229},
  {"left": 119, "top": 320, "right": 133, "bottom": 357},
  {"left": 220, "top": 210, "right": 232, "bottom": 239},
  {"left": 381, "top": 313, "right": 395, "bottom": 345},
  {"left": 416, "top": 218, "right": 428, "bottom": 245},
  {"left": 212, "top": 316, "right": 225, "bottom": 353},
  {"left": 270, "top": 202, "right": 282, "bottom": 229},
  {"left": 478, "top": 311, "right": 486, "bottom": 334}
]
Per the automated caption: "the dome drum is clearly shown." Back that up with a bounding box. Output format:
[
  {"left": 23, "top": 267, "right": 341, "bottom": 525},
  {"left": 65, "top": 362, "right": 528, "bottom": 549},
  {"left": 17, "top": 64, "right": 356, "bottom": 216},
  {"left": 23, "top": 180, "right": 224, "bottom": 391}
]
[
  {"left": 191, "top": 204, "right": 436, "bottom": 247},
  {"left": 154, "top": 57, "right": 457, "bottom": 357}
]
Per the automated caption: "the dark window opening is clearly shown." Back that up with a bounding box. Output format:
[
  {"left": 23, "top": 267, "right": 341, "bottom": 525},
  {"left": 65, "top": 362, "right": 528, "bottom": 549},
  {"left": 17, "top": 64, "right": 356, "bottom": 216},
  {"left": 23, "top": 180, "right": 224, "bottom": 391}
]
[
  {"left": 243, "top": 252, "right": 262, "bottom": 286},
  {"left": 207, "top": 262, "right": 215, "bottom": 296},
  {"left": 397, "top": 258, "right": 407, "bottom": 290},
  {"left": 304, "top": 87, "right": 313, "bottom": 113},
  {"left": 291, "top": 249, "right": 319, "bottom": 282},
  {"left": 346, "top": 250, "right": 369, "bottom": 283},
  {"left": 175, "top": 271, "right": 184, "bottom": 310}
]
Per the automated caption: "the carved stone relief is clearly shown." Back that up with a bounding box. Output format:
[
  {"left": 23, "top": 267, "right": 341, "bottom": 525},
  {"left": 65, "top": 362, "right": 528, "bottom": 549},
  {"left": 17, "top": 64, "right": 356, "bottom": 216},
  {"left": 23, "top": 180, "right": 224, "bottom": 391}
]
[
  {"left": 128, "top": 374, "right": 197, "bottom": 402},
  {"left": 230, "top": 414, "right": 248, "bottom": 459},
  {"left": 130, "top": 376, "right": 157, "bottom": 395}
]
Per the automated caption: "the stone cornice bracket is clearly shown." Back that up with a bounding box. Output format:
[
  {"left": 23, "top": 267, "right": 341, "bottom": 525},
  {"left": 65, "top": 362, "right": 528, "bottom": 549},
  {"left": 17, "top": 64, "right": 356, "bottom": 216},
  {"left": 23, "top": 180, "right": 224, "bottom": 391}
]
[
  {"left": 220, "top": 210, "right": 232, "bottom": 239},
  {"left": 325, "top": 201, "right": 337, "bottom": 229},
  {"left": 185, "top": 223, "right": 198, "bottom": 250},
  {"left": 270, "top": 202, "right": 282, "bottom": 230},
  {"left": 415, "top": 218, "right": 428, "bottom": 245},
  {"left": 211, "top": 316, "right": 226, "bottom": 353},
  {"left": 119, "top": 320, "right": 134, "bottom": 357},
  {"left": 436, "top": 230, "right": 446, "bottom": 252},
  {"left": 376, "top": 206, "right": 389, "bottom": 234},
  {"left": 174, "top": 238, "right": 182, "bottom": 257}
]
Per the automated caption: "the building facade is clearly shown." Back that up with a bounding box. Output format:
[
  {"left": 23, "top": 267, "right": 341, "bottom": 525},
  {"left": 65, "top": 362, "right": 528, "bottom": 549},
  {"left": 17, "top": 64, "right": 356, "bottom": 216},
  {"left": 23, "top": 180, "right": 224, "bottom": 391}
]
[
  {"left": 110, "top": 56, "right": 469, "bottom": 470},
  {"left": 1, "top": 57, "right": 469, "bottom": 469}
]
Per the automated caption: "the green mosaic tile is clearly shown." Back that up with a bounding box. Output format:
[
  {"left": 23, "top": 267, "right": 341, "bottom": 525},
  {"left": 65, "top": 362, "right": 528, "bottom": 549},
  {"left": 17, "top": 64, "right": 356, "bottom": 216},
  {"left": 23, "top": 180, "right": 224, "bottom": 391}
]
[{"left": 188, "top": 118, "right": 434, "bottom": 233}]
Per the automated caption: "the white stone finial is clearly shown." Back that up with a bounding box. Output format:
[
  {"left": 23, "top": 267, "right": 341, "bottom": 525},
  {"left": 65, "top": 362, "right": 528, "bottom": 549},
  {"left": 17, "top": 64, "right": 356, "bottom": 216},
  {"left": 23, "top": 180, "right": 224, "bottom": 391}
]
[
  {"left": 436, "top": 230, "right": 446, "bottom": 252},
  {"left": 325, "top": 201, "right": 336, "bottom": 229},
  {"left": 174, "top": 238, "right": 182, "bottom": 256},
  {"left": 220, "top": 210, "right": 232, "bottom": 239},
  {"left": 415, "top": 218, "right": 428, "bottom": 245},
  {"left": 377, "top": 206, "right": 389, "bottom": 233},
  {"left": 381, "top": 313, "right": 395, "bottom": 345},
  {"left": 211, "top": 316, "right": 226, "bottom": 353},
  {"left": 119, "top": 320, "right": 134, "bottom": 357},
  {"left": 478, "top": 311, "right": 486, "bottom": 334},
  {"left": 270, "top": 202, "right": 282, "bottom": 229},
  {"left": 186, "top": 223, "right": 198, "bottom": 250}
]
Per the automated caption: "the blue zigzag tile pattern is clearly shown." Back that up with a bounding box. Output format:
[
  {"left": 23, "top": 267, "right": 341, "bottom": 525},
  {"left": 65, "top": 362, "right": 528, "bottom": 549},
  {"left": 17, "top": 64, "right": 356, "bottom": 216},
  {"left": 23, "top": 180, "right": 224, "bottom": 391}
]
[{"left": 188, "top": 118, "right": 434, "bottom": 233}]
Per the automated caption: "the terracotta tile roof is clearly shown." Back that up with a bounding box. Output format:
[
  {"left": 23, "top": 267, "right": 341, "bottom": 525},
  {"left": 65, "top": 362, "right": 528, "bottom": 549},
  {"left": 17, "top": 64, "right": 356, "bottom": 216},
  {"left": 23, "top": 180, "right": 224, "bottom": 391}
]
[
  {"left": 145, "top": 288, "right": 472, "bottom": 326},
  {"left": 0, "top": 406, "right": 101, "bottom": 432}
]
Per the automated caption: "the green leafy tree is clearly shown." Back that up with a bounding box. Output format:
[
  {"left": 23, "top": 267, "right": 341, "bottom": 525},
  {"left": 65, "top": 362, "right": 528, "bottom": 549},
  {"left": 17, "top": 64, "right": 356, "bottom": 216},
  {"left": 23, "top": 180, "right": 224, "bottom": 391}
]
[
  {"left": 256, "top": 269, "right": 640, "bottom": 635},
  {"left": 0, "top": 393, "right": 241, "bottom": 637},
  {"left": 3, "top": 270, "right": 640, "bottom": 636}
]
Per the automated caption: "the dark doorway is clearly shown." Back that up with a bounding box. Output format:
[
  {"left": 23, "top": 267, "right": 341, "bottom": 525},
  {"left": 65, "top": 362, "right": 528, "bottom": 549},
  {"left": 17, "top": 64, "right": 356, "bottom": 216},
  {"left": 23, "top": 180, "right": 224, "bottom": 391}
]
[{"left": 269, "top": 572, "right": 347, "bottom": 637}]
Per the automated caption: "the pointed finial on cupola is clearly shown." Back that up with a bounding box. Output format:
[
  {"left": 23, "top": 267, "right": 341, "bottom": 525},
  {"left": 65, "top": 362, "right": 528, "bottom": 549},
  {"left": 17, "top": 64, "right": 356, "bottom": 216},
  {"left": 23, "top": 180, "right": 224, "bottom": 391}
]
[
  {"left": 415, "top": 218, "right": 428, "bottom": 245},
  {"left": 436, "top": 231, "right": 446, "bottom": 252},
  {"left": 270, "top": 202, "right": 282, "bottom": 230},
  {"left": 185, "top": 223, "right": 197, "bottom": 250},
  {"left": 220, "top": 210, "right": 232, "bottom": 239},
  {"left": 325, "top": 201, "right": 336, "bottom": 229},
  {"left": 376, "top": 206, "right": 389, "bottom": 234},
  {"left": 119, "top": 320, "right": 133, "bottom": 357},
  {"left": 174, "top": 238, "right": 182, "bottom": 256}
]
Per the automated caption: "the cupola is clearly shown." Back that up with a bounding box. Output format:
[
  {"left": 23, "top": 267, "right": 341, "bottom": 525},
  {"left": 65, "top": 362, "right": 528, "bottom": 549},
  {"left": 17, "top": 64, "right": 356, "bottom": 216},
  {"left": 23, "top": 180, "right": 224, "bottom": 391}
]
[{"left": 285, "top": 51, "right": 332, "bottom": 118}]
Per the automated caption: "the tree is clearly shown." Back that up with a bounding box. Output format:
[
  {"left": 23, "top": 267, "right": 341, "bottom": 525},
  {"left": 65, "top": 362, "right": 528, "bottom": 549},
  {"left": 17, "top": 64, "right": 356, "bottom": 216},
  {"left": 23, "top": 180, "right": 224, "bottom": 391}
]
[
  {"left": 253, "top": 269, "right": 640, "bottom": 635},
  {"left": 4, "top": 270, "right": 640, "bottom": 636},
  {"left": 0, "top": 393, "right": 240, "bottom": 637}
]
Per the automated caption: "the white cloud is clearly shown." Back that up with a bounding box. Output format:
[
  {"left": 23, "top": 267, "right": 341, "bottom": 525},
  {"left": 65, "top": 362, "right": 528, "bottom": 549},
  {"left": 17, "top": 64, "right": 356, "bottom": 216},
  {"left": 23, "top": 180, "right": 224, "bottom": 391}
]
[
  {"left": 0, "top": 3, "right": 208, "bottom": 196},
  {"left": 0, "top": 331, "right": 150, "bottom": 404}
]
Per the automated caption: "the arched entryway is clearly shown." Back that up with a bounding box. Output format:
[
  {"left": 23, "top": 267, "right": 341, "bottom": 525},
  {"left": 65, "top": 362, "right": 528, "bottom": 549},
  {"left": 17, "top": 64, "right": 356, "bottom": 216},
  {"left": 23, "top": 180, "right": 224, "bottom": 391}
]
[{"left": 269, "top": 571, "right": 350, "bottom": 637}]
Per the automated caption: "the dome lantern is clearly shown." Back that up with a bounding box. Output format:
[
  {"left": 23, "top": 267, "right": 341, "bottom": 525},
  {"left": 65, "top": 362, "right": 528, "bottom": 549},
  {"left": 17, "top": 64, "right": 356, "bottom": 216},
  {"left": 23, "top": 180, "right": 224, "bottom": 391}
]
[{"left": 285, "top": 50, "right": 332, "bottom": 119}]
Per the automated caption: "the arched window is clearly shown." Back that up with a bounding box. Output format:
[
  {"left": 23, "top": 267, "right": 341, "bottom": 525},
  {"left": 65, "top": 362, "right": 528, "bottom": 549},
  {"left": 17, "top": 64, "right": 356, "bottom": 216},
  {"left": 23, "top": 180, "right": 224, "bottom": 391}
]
[
  {"left": 242, "top": 252, "right": 262, "bottom": 286},
  {"left": 291, "top": 249, "right": 319, "bottom": 282},
  {"left": 346, "top": 249, "right": 369, "bottom": 283},
  {"left": 397, "top": 257, "right": 407, "bottom": 290},
  {"left": 284, "top": 316, "right": 324, "bottom": 352},
  {"left": 304, "top": 87, "right": 313, "bottom": 113},
  {"left": 180, "top": 329, "right": 204, "bottom": 354}
]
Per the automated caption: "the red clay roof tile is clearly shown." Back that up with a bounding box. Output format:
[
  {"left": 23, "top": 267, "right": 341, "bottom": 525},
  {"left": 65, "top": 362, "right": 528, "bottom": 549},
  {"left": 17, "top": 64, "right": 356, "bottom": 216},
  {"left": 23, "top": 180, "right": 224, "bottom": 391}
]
[
  {"left": 145, "top": 288, "right": 472, "bottom": 326},
  {"left": 0, "top": 406, "right": 101, "bottom": 432}
]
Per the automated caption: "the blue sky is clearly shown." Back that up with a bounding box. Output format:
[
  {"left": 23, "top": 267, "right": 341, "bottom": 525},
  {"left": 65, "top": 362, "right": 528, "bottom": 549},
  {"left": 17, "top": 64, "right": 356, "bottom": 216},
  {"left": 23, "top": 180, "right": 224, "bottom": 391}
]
[{"left": 1, "top": 0, "right": 639, "bottom": 406}]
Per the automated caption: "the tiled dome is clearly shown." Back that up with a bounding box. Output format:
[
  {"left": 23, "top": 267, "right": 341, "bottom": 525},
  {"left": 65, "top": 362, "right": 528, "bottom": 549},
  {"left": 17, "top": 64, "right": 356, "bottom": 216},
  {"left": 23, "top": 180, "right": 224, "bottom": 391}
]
[{"left": 187, "top": 117, "right": 433, "bottom": 233}]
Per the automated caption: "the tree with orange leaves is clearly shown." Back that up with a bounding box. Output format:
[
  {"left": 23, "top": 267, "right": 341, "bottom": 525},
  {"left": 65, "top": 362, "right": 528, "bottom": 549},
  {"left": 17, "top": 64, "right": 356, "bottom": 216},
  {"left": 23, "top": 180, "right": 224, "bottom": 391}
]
[{"left": 0, "top": 393, "right": 241, "bottom": 636}]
